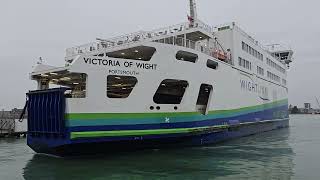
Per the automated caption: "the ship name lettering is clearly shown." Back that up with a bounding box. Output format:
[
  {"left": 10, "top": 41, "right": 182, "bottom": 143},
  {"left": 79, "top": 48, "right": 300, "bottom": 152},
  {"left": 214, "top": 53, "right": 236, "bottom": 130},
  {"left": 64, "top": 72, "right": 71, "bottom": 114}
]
[
  {"left": 135, "top": 62, "right": 157, "bottom": 70},
  {"left": 84, "top": 58, "right": 121, "bottom": 67}
]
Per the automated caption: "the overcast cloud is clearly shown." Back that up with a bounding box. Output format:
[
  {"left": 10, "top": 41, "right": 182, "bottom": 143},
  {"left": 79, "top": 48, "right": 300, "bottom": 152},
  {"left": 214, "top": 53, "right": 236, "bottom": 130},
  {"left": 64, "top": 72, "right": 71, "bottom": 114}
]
[{"left": 0, "top": 0, "right": 319, "bottom": 110}]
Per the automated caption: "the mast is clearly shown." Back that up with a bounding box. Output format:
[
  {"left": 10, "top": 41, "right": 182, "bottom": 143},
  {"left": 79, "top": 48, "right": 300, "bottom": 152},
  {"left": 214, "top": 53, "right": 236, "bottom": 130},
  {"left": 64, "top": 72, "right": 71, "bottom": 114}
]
[
  {"left": 316, "top": 97, "right": 320, "bottom": 109},
  {"left": 189, "top": 0, "right": 198, "bottom": 26}
]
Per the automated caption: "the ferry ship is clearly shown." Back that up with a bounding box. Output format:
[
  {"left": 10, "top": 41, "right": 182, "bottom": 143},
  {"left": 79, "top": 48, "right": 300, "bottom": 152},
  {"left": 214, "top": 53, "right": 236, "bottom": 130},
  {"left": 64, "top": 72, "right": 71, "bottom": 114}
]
[{"left": 26, "top": 0, "right": 293, "bottom": 156}]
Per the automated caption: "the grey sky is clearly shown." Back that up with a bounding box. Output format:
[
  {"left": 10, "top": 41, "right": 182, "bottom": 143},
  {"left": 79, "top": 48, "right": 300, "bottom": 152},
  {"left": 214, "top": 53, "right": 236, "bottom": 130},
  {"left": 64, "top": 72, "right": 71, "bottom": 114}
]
[{"left": 0, "top": 0, "right": 319, "bottom": 110}]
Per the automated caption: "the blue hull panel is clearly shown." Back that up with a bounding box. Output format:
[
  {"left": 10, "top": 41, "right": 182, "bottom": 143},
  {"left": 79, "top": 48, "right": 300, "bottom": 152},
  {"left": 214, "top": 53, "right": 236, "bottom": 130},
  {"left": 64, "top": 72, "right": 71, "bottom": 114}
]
[{"left": 27, "top": 119, "right": 289, "bottom": 157}]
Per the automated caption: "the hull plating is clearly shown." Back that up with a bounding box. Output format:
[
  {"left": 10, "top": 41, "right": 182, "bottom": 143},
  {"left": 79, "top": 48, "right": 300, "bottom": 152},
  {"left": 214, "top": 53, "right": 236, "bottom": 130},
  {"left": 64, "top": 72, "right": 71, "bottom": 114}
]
[{"left": 27, "top": 102, "right": 289, "bottom": 157}]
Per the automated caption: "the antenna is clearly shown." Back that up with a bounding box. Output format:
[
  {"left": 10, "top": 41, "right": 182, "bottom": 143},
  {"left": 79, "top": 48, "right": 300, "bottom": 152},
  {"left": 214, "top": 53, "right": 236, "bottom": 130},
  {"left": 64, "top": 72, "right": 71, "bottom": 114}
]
[
  {"left": 188, "top": 0, "right": 198, "bottom": 26},
  {"left": 37, "top": 57, "right": 43, "bottom": 65}
]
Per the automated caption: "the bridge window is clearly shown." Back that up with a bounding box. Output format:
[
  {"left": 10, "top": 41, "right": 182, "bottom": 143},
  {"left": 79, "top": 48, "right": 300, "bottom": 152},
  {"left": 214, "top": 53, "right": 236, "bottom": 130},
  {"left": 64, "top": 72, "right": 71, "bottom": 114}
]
[
  {"left": 106, "top": 46, "right": 156, "bottom": 61},
  {"left": 107, "top": 75, "right": 137, "bottom": 98},
  {"left": 207, "top": 59, "right": 218, "bottom": 70},
  {"left": 153, "top": 79, "right": 188, "bottom": 104},
  {"left": 176, "top": 51, "right": 198, "bottom": 63}
]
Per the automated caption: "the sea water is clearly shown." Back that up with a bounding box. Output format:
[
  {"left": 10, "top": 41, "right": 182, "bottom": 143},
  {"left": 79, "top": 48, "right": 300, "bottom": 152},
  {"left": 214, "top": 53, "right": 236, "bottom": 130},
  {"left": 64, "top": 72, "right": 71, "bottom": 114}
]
[{"left": 0, "top": 115, "right": 319, "bottom": 180}]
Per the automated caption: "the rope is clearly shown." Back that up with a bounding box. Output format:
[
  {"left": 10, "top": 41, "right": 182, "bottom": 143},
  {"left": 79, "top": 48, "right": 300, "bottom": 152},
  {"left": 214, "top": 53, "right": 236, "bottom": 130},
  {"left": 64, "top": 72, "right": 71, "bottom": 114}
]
[{"left": 18, "top": 98, "right": 28, "bottom": 123}]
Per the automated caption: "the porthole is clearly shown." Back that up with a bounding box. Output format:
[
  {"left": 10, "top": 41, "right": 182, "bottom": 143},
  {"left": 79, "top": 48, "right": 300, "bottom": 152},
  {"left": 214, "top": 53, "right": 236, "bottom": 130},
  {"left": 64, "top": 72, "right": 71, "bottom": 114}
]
[
  {"left": 150, "top": 106, "right": 154, "bottom": 110},
  {"left": 156, "top": 106, "right": 161, "bottom": 110}
]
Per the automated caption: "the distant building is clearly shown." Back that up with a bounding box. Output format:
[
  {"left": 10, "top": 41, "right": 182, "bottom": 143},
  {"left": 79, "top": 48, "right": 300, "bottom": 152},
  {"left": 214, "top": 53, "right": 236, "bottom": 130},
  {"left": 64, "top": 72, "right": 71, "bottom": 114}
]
[
  {"left": 289, "top": 103, "right": 320, "bottom": 114},
  {"left": 1, "top": 108, "right": 27, "bottom": 136},
  {"left": 1, "top": 108, "right": 27, "bottom": 119},
  {"left": 304, "top": 103, "right": 311, "bottom": 110}
]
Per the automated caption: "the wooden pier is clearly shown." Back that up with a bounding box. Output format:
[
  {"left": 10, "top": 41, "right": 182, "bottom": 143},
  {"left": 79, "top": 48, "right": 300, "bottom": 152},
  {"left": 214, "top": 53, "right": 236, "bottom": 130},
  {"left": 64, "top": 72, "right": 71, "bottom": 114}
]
[
  {"left": 0, "top": 109, "right": 27, "bottom": 138},
  {"left": 0, "top": 119, "right": 27, "bottom": 138}
]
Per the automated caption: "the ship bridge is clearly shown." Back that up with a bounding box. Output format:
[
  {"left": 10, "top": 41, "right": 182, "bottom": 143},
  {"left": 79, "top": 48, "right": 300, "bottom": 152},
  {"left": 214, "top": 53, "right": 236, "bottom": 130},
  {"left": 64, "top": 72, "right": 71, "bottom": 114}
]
[{"left": 265, "top": 44, "right": 294, "bottom": 66}]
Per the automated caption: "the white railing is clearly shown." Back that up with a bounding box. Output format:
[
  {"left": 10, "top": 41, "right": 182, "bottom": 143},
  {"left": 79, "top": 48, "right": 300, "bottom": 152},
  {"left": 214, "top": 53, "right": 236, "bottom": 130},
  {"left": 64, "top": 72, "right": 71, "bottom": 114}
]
[
  {"left": 154, "top": 37, "right": 197, "bottom": 50},
  {"left": 154, "top": 37, "right": 233, "bottom": 65},
  {"left": 65, "top": 20, "right": 214, "bottom": 58}
]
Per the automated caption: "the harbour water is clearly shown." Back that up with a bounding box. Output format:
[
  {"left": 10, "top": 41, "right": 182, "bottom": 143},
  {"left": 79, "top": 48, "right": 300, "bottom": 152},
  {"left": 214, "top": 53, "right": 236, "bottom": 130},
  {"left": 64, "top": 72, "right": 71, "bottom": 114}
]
[{"left": 0, "top": 115, "right": 319, "bottom": 180}]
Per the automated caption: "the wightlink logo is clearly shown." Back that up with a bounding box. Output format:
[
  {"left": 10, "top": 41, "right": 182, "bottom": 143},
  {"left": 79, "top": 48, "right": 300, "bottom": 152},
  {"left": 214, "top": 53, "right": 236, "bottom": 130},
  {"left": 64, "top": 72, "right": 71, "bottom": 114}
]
[
  {"left": 240, "top": 79, "right": 268, "bottom": 100},
  {"left": 240, "top": 80, "right": 259, "bottom": 93}
]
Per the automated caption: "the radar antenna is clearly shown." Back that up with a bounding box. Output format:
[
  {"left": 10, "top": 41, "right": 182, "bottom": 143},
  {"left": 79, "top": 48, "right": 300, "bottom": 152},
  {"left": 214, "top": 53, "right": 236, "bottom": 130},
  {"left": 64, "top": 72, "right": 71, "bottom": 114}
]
[{"left": 188, "top": 0, "right": 198, "bottom": 26}]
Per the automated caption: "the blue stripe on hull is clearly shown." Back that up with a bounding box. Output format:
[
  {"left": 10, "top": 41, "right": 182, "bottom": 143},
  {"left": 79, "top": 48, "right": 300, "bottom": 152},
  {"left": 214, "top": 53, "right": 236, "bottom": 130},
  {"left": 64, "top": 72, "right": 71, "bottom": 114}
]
[{"left": 27, "top": 119, "right": 289, "bottom": 157}]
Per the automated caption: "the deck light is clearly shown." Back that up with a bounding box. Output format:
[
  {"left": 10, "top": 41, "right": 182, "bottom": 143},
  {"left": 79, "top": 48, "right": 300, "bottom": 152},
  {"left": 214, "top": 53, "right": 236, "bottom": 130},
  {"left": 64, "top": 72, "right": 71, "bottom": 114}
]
[
  {"left": 73, "top": 82, "right": 79, "bottom": 85},
  {"left": 60, "top": 77, "right": 71, "bottom": 81},
  {"left": 122, "top": 87, "right": 127, "bottom": 90},
  {"left": 138, "top": 57, "right": 142, "bottom": 60},
  {"left": 113, "top": 84, "right": 123, "bottom": 87},
  {"left": 41, "top": 74, "right": 49, "bottom": 77},
  {"left": 134, "top": 50, "right": 139, "bottom": 53},
  {"left": 50, "top": 72, "right": 58, "bottom": 75},
  {"left": 121, "top": 53, "right": 125, "bottom": 55},
  {"left": 115, "top": 77, "right": 121, "bottom": 79},
  {"left": 199, "top": 36, "right": 203, "bottom": 39}
]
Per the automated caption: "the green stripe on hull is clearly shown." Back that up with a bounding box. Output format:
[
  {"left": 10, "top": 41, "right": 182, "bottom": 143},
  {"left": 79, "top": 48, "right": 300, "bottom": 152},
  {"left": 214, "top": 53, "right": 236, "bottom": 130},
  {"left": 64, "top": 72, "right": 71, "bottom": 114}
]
[
  {"left": 66, "top": 111, "right": 199, "bottom": 120},
  {"left": 70, "top": 125, "right": 229, "bottom": 139},
  {"left": 65, "top": 99, "right": 288, "bottom": 127}
]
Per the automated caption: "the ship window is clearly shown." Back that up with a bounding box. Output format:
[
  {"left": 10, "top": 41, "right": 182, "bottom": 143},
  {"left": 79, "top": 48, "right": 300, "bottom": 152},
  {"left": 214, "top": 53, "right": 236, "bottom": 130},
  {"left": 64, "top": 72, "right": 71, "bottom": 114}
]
[
  {"left": 176, "top": 51, "right": 198, "bottom": 63},
  {"left": 93, "top": 53, "right": 105, "bottom": 57},
  {"left": 257, "top": 66, "right": 264, "bottom": 76},
  {"left": 153, "top": 79, "right": 188, "bottom": 104},
  {"left": 106, "top": 46, "right": 156, "bottom": 61},
  {"left": 238, "top": 57, "right": 251, "bottom": 70},
  {"left": 207, "top": 59, "right": 218, "bottom": 70},
  {"left": 282, "top": 79, "right": 287, "bottom": 86},
  {"left": 107, "top": 75, "right": 137, "bottom": 98},
  {"left": 245, "top": 44, "right": 249, "bottom": 52}
]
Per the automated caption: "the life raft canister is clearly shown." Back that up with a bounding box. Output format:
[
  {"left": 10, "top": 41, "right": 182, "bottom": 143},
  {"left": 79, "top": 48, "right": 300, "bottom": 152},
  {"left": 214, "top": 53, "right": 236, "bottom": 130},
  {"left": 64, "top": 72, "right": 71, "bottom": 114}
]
[{"left": 213, "top": 50, "right": 227, "bottom": 61}]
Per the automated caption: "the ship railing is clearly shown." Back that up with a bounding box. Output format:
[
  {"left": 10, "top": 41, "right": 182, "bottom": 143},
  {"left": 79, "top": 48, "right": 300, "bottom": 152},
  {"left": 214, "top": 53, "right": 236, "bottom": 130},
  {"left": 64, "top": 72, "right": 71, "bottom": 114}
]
[
  {"left": 65, "top": 21, "right": 214, "bottom": 58},
  {"left": 194, "top": 19, "right": 214, "bottom": 33},
  {"left": 65, "top": 42, "right": 100, "bottom": 57},
  {"left": 154, "top": 37, "right": 197, "bottom": 50},
  {"left": 154, "top": 37, "right": 233, "bottom": 65}
]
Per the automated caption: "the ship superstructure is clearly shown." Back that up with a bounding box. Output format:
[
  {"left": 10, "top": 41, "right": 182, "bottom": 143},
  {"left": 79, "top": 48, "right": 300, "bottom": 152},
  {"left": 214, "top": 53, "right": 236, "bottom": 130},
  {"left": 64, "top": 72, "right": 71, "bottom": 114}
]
[{"left": 26, "top": 0, "right": 293, "bottom": 156}]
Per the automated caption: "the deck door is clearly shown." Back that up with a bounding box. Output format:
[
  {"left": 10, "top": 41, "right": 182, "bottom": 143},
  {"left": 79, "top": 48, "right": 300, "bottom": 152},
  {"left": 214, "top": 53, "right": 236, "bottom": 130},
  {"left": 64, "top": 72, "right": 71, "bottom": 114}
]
[{"left": 196, "top": 84, "right": 213, "bottom": 115}]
